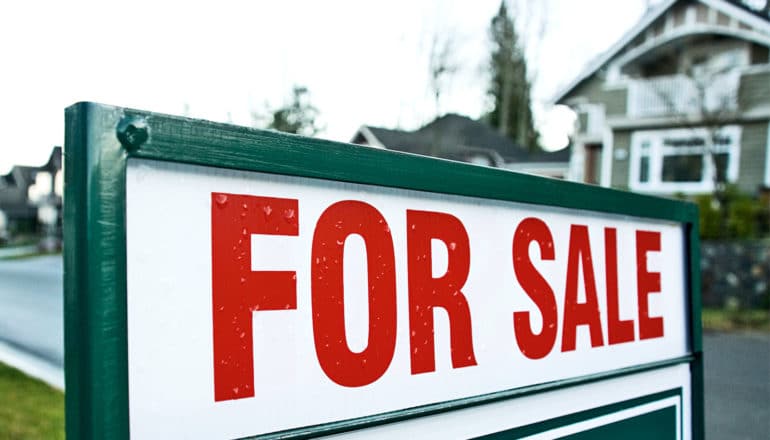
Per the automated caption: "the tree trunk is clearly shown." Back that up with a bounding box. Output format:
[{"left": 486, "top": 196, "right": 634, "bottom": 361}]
[{"left": 499, "top": 67, "right": 513, "bottom": 137}]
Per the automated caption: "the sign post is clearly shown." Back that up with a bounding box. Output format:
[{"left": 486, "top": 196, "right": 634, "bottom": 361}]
[{"left": 64, "top": 102, "right": 703, "bottom": 439}]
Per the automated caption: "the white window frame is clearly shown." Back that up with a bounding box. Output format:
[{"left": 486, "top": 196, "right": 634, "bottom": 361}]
[{"left": 629, "top": 126, "right": 741, "bottom": 193}]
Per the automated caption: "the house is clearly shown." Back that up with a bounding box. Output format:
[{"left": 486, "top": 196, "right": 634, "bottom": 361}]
[
  {"left": 0, "top": 146, "right": 62, "bottom": 237},
  {"left": 351, "top": 113, "right": 570, "bottom": 178},
  {"left": 554, "top": 0, "right": 770, "bottom": 195}
]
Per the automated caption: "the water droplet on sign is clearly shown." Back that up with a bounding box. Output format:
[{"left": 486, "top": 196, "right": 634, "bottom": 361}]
[
  {"left": 449, "top": 242, "right": 457, "bottom": 251},
  {"left": 214, "top": 194, "right": 228, "bottom": 207},
  {"left": 263, "top": 205, "right": 272, "bottom": 217}
]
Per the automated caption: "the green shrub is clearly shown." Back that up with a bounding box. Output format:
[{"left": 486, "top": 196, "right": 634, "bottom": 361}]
[
  {"left": 695, "top": 186, "right": 769, "bottom": 239},
  {"left": 695, "top": 195, "right": 721, "bottom": 239}
]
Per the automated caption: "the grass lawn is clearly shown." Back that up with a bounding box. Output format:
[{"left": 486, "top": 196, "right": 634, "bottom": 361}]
[
  {"left": 0, "top": 362, "right": 64, "bottom": 439},
  {"left": 702, "top": 307, "right": 770, "bottom": 332}
]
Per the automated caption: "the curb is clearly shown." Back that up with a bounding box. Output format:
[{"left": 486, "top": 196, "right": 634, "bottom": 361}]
[
  {"left": 0, "top": 245, "right": 39, "bottom": 259},
  {"left": 0, "top": 340, "right": 64, "bottom": 390}
]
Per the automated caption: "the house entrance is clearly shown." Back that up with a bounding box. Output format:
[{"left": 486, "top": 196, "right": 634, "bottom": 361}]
[{"left": 584, "top": 143, "right": 602, "bottom": 185}]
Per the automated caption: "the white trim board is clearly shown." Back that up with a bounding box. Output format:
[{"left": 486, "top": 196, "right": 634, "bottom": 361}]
[
  {"left": 601, "top": 128, "right": 614, "bottom": 188},
  {"left": 765, "top": 121, "right": 770, "bottom": 187}
]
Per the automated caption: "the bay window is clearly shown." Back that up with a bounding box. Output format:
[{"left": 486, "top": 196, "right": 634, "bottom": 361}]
[{"left": 629, "top": 126, "right": 740, "bottom": 193}]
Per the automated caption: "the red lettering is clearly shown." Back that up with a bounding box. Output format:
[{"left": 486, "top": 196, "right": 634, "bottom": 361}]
[
  {"left": 562, "top": 225, "right": 605, "bottom": 352},
  {"left": 605, "top": 228, "right": 635, "bottom": 344},
  {"left": 211, "top": 193, "right": 298, "bottom": 402},
  {"left": 512, "top": 217, "right": 558, "bottom": 360},
  {"left": 312, "top": 201, "right": 397, "bottom": 387},
  {"left": 636, "top": 230, "right": 664, "bottom": 339},
  {"left": 407, "top": 210, "right": 476, "bottom": 374}
]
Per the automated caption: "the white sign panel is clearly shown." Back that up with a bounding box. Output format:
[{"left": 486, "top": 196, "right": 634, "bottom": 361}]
[{"left": 126, "top": 159, "right": 689, "bottom": 439}]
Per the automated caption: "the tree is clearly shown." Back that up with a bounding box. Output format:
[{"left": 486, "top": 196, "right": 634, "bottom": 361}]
[
  {"left": 649, "top": 50, "right": 746, "bottom": 237},
  {"left": 253, "top": 85, "right": 322, "bottom": 136},
  {"left": 427, "top": 33, "right": 459, "bottom": 156},
  {"left": 428, "top": 33, "right": 459, "bottom": 120},
  {"left": 486, "top": 1, "right": 539, "bottom": 149}
]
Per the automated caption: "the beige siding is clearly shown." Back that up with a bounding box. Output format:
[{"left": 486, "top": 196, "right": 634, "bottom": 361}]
[
  {"left": 611, "top": 131, "right": 632, "bottom": 188},
  {"left": 564, "top": 76, "right": 603, "bottom": 102},
  {"left": 603, "top": 89, "right": 628, "bottom": 116},
  {"left": 716, "top": 11, "right": 730, "bottom": 26},
  {"left": 673, "top": 5, "right": 685, "bottom": 27},
  {"left": 696, "top": 3, "right": 708, "bottom": 23},
  {"left": 737, "top": 122, "right": 769, "bottom": 192},
  {"left": 563, "top": 76, "right": 628, "bottom": 117},
  {"left": 739, "top": 71, "right": 770, "bottom": 111}
]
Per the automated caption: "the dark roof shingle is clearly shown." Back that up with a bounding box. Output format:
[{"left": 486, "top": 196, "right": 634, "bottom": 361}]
[{"left": 362, "top": 114, "right": 568, "bottom": 164}]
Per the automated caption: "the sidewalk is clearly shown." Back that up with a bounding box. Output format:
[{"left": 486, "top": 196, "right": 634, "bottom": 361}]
[{"left": 0, "top": 245, "right": 39, "bottom": 259}]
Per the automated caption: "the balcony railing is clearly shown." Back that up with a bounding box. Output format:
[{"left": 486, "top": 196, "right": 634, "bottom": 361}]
[{"left": 627, "top": 73, "right": 739, "bottom": 118}]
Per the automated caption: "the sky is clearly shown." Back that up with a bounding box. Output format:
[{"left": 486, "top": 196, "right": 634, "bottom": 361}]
[{"left": 0, "top": 0, "right": 661, "bottom": 174}]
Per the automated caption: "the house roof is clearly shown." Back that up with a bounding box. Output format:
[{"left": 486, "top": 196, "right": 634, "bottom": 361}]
[
  {"left": 0, "top": 146, "right": 62, "bottom": 193},
  {"left": 355, "top": 114, "right": 570, "bottom": 165},
  {"left": 552, "top": 0, "right": 770, "bottom": 104}
]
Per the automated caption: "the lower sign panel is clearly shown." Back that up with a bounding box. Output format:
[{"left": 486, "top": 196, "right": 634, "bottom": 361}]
[
  {"left": 126, "top": 159, "right": 691, "bottom": 439},
  {"left": 325, "top": 365, "right": 690, "bottom": 440}
]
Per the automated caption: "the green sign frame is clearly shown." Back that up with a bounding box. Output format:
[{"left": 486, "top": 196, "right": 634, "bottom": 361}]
[{"left": 64, "top": 102, "right": 703, "bottom": 439}]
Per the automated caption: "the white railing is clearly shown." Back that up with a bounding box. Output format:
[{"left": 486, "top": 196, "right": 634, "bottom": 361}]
[{"left": 628, "top": 73, "right": 739, "bottom": 118}]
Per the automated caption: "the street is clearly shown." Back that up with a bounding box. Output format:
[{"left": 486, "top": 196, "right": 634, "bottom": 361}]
[
  {"left": 0, "top": 255, "right": 63, "bottom": 387},
  {"left": 0, "top": 255, "right": 768, "bottom": 438},
  {"left": 704, "top": 331, "right": 770, "bottom": 439}
]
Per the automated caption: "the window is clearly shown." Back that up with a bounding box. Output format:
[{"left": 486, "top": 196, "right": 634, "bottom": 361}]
[{"left": 629, "top": 126, "right": 741, "bottom": 193}]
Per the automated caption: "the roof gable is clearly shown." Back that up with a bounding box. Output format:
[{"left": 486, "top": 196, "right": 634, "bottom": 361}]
[{"left": 553, "top": 0, "right": 770, "bottom": 104}]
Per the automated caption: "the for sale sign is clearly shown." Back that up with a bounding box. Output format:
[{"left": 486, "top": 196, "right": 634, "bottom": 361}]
[{"left": 65, "top": 103, "right": 703, "bottom": 440}]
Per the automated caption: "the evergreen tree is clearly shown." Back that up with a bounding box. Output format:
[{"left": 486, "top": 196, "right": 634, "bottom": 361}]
[
  {"left": 255, "top": 86, "right": 322, "bottom": 136},
  {"left": 486, "top": 1, "right": 539, "bottom": 149}
]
